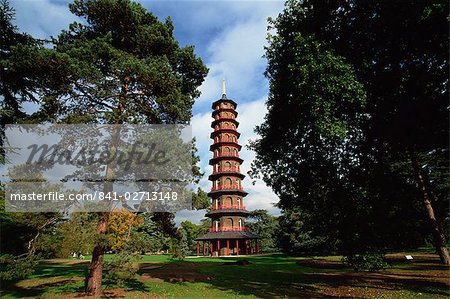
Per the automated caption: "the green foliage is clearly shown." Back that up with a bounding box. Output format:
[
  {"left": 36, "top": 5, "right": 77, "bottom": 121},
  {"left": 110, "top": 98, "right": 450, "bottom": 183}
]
[
  {"left": 134, "top": 212, "right": 175, "bottom": 254},
  {"left": 179, "top": 220, "right": 209, "bottom": 253},
  {"left": 170, "top": 228, "right": 190, "bottom": 260},
  {"left": 0, "top": 1, "right": 211, "bottom": 296},
  {"left": 278, "top": 208, "right": 336, "bottom": 255},
  {"left": 191, "top": 188, "right": 210, "bottom": 210},
  {"left": 0, "top": 254, "right": 38, "bottom": 280},
  {"left": 41, "top": 0, "right": 208, "bottom": 124},
  {"left": 247, "top": 210, "right": 280, "bottom": 252},
  {"left": 343, "top": 252, "right": 388, "bottom": 272},
  {"left": 0, "top": 206, "right": 63, "bottom": 256},
  {"left": 251, "top": 0, "right": 449, "bottom": 257},
  {"left": 103, "top": 251, "right": 139, "bottom": 286},
  {"left": 56, "top": 213, "right": 97, "bottom": 258},
  {"left": 1, "top": 0, "right": 209, "bottom": 292}
]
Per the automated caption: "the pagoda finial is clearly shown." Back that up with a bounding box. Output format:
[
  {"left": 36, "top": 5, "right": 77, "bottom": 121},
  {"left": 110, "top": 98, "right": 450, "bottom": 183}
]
[{"left": 222, "top": 79, "right": 227, "bottom": 99}]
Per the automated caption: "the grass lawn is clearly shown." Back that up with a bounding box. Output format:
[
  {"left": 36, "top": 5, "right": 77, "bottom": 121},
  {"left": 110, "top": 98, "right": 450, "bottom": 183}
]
[{"left": 1, "top": 250, "right": 449, "bottom": 298}]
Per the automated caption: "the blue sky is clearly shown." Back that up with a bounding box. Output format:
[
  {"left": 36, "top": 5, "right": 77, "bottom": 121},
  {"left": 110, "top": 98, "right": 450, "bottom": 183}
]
[{"left": 10, "top": 0, "right": 285, "bottom": 223}]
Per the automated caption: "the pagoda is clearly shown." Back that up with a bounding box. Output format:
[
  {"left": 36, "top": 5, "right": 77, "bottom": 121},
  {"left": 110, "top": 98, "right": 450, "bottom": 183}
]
[{"left": 195, "top": 81, "right": 261, "bottom": 256}]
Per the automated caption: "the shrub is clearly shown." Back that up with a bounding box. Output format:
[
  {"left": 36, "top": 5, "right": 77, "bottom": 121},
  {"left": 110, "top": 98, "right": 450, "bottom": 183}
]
[
  {"left": 343, "top": 252, "right": 388, "bottom": 272},
  {"left": 170, "top": 229, "right": 190, "bottom": 260},
  {"left": 102, "top": 252, "right": 139, "bottom": 287},
  {"left": 0, "top": 254, "right": 38, "bottom": 280}
]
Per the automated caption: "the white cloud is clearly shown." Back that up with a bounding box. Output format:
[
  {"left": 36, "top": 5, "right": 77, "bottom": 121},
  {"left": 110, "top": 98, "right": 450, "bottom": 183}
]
[
  {"left": 197, "top": 12, "right": 272, "bottom": 104},
  {"left": 11, "top": 0, "right": 79, "bottom": 40},
  {"left": 174, "top": 209, "right": 207, "bottom": 226}
]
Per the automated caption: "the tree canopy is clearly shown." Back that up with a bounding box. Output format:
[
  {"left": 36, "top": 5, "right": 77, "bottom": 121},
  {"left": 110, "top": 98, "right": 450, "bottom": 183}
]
[{"left": 251, "top": 0, "right": 449, "bottom": 263}]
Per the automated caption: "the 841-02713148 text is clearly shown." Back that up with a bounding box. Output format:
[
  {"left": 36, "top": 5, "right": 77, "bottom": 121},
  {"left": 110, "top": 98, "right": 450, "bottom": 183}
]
[{"left": 9, "top": 191, "right": 178, "bottom": 201}]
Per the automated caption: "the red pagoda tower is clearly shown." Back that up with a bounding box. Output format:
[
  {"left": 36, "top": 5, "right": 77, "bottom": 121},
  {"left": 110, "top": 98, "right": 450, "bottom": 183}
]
[{"left": 195, "top": 81, "right": 261, "bottom": 256}]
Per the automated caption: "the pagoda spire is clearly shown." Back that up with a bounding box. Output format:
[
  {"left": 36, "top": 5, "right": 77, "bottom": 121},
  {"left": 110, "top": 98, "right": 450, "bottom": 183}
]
[{"left": 222, "top": 79, "right": 227, "bottom": 99}]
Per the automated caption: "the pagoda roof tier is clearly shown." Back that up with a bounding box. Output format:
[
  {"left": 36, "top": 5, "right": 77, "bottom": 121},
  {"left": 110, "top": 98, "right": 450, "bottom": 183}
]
[
  {"left": 206, "top": 209, "right": 249, "bottom": 217},
  {"left": 210, "top": 128, "right": 241, "bottom": 139},
  {"left": 209, "top": 155, "right": 243, "bottom": 165},
  {"left": 208, "top": 171, "right": 245, "bottom": 181},
  {"left": 209, "top": 129, "right": 241, "bottom": 139},
  {"left": 211, "top": 98, "right": 238, "bottom": 110},
  {"left": 210, "top": 142, "right": 242, "bottom": 151},
  {"left": 212, "top": 108, "right": 238, "bottom": 118},
  {"left": 207, "top": 188, "right": 248, "bottom": 197},
  {"left": 211, "top": 118, "right": 239, "bottom": 128},
  {"left": 195, "top": 230, "right": 260, "bottom": 240}
]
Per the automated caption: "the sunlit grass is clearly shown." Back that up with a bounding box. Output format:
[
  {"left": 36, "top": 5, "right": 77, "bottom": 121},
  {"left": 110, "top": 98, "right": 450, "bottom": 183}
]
[{"left": 1, "top": 249, "right": 449, "bottom": 299}]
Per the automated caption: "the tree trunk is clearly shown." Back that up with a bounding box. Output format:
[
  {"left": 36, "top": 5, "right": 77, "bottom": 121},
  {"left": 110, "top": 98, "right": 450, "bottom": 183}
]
[
  {"left": 86, "top": 80, "right": 126, "bottom": 295},
  {"left": 411, "top": 155, "right": 450, "bottom": 265},
  {"left": 86, "top": 126, "right": 119, "bottom": 295},
  {"left": 86, "top": 212, "right": 109, "bottom": 295}
]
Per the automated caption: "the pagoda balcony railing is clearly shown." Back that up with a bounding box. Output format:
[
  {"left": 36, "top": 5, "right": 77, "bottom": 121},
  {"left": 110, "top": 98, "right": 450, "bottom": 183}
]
[
  {"left": 213, "top": 138, "right": 238, "bottom": 144},
  {"left": 211, "top": 185, "right": 243, "bottom": 191},
  {"left": 214, "top": 125, "right": 236, "bottom": 131},
  {"left": 212, "top": 166, "right": 240, "bottom": 174},
  {"left": 209, "top": 227, "right": 248, "bottom": 232},
  {"left": 211, "top": 204, "right": 246, "bottom": 210},
  {"left": 214, "top": 115, "right": 235, "bottom": 120},
  {"left": 213, "top": 152, "right": 240, "bottom": 158},
  {"left": 215, "top": 106, "right": 235, "bottom": 110}
]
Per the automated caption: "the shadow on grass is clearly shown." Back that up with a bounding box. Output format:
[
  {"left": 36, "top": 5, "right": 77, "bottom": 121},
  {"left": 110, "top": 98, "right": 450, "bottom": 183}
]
[
  {"left": 2, "top": 253, "right": 448, "bottom": 298},
  {"left": 0, "top": 282, "right": 45, "bottom": 298},
  {"left": 31, "top": 262, "right": 88, "bottom": 279},
  {"left": 140, "top": 253, "right": 450, "bottom": 298},
  {"left": 0, "top": 278, "right": 85, "bottom": 298}
]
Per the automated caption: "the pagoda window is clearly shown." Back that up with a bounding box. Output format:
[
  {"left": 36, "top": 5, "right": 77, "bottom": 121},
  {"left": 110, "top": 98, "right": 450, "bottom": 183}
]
[
  {"left": 225, "top": 178, "right": 232, "bottom": 186},
  {"left": 225, "top": 147, "right": 230, "bottom": 152},
  {"left": 237, "top": 197, "right": 241, "bottom": 208},
  {"left": 224, "top": 161, "right": 231, "bottom": 170},
  {"left": 226, "top": 218, "right": 233, "bottom": 228},
  {"left": 238, "top": 218, "right": 242, "bottom": 228},
  {"left": 225, "top": 196, "right": 232, "bottom": 206}
]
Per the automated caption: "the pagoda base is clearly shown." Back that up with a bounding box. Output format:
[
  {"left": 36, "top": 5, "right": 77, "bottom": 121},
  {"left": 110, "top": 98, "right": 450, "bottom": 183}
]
[{"left": 194, "top": 232, "right": 262, "bottom": 256}]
